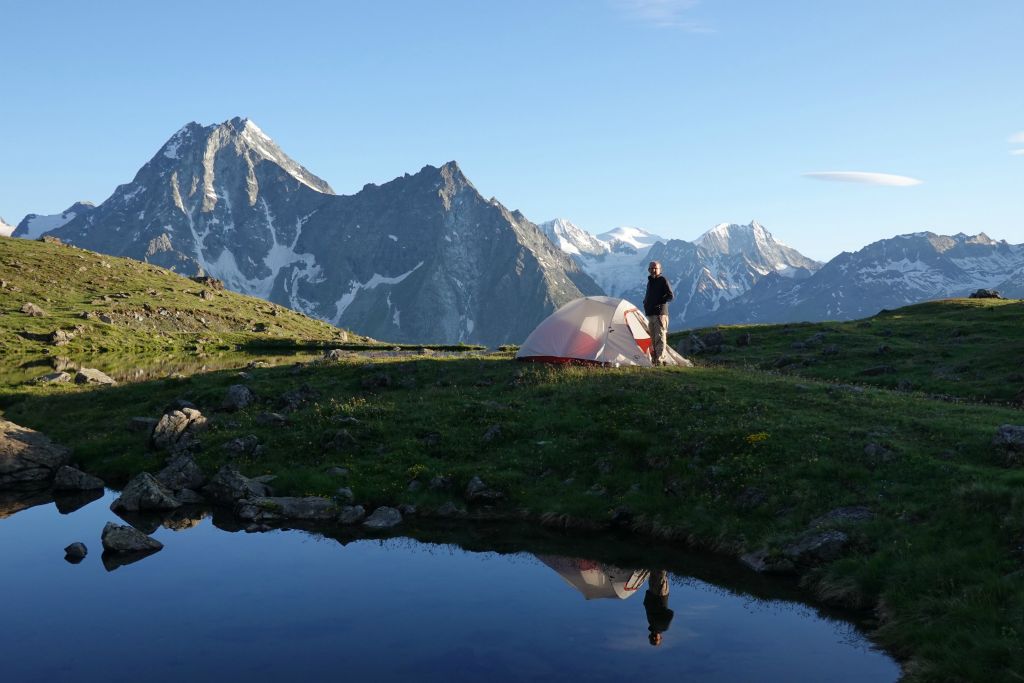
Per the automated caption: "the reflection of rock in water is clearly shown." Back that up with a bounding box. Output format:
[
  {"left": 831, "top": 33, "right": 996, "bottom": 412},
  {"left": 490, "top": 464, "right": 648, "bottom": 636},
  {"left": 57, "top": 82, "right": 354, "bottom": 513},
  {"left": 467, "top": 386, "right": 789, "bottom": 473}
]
[
  {"left": 162, "top": 508, "right": 208, "bottom": 531},
  {"left": 112, "top": 510, "right": 163, "bottom": 535},
  {"left": 54, "top": 489, "right": 104, "bottom": 515},
  {"left": 102, "top": 550, "right": 161, "bottom": 572},
  {"left": 536, "top": 554, "right": 650, "bottom": 600},
  {"left": 0, "top": 487, "right": 54, "bottom": 520}
]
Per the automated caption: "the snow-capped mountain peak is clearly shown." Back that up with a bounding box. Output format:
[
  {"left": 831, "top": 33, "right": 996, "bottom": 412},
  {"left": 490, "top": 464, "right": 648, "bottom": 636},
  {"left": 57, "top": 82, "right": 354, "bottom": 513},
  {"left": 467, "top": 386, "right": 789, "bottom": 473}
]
[
  {"left": 597, "top": 226, "right": 665, "bottom": 252},
  {"left": 0, "top": 216, "right": 15, "bottom": 237},
  {"left": 538, "top": 218, "right": 609, "bottom": 257}
]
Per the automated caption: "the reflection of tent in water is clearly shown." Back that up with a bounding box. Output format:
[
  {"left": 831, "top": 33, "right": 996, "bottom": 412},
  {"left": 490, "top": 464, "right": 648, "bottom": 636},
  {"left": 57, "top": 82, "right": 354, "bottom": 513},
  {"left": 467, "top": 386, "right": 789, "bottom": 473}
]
[{"left": 537, "top": 555, "right": 650, "bottom": 600}]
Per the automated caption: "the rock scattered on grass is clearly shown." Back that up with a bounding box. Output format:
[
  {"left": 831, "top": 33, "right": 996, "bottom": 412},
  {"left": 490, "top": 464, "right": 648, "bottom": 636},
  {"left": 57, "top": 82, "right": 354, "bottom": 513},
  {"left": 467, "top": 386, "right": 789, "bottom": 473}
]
[
  {"left": 809, "top": 506, "right": 874, "bottom": 528},
  {"left": 151, "top": 408, "right": 207, "bottom": 453},
  {"left": 35, "top": 371, "right": 72, "bottom": 384},
  {"left": 335, "top": 487, "right": 354, "bottom": 504},
  {"left": 20, "top": 302, "right": 45, "bottom": 317},
  {"left": 155, "top": 453, "right": 206, "bottom": 492},
  {"left": 222, "top": 435, "right": 261, "bottom": 458},
  {"left": 338, "top": 505, "right": 366, "bottom": 525},
  {"left": 256, "top": 412, "right": 287, "bottom": 427},
  {"left": 202, "top": 465, "right": 272, "bottom": 504},
  {"left": 74, "top": 368, "right": 116, "bottom": 386},
  {"left": 465, "top": 476, "right": 503, "bottom": 503},
  {"left": 221, "top": 384, "right": 255, "bottom": 412}
]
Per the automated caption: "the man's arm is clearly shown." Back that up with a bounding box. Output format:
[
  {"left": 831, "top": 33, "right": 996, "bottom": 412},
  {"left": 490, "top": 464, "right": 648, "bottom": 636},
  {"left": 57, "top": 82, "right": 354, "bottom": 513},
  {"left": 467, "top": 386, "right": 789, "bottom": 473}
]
[{"left": 662, "top": 277, "right": 674, "bottom": 303}]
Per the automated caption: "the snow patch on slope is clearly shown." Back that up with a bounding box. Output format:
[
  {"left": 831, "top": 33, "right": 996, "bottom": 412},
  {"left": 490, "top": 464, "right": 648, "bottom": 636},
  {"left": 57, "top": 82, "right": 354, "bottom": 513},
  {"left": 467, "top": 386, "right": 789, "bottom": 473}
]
[{"left": 332, "top": 261, "right": 425, "bottom": 324}]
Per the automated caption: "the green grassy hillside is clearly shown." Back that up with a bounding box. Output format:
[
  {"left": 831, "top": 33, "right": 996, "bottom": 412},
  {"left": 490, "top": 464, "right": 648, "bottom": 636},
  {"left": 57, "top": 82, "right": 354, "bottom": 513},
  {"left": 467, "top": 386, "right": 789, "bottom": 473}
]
[
  {"left": 0, "top": 235, "right": 358, "bottom": 356},
  {"left": 671, "top": 298, "right": 1024, "bottom": 406}
]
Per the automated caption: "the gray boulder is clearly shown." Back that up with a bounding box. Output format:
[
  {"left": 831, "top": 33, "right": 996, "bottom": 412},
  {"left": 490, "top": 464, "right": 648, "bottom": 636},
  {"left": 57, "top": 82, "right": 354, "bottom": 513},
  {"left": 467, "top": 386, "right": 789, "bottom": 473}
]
[
  {"left": 0, "top": 418, "right": 71, "bottom": 487},
  {"left": 335, "top": 487, "right": 354, "bottom": 504},
  {"left": 202, "top": 465, "right": 272, "bottom": 504},
  {"left": 363, "top": 506, "right": 402, "bottom": 529},
  {"left": 235, "top": 496, "right": 338, "bottom": 522},
  {"left": 155, "top": 454, "right": 206, "bottom": 491},
  {"left": 101, "top": 522, "right": 163, "bottom": 553},
  {"left": 222, "top": 384, "right": 255, "bottom": 412},
  {"left": 74, "top": 368, "right": 117, "bottom": 386},
  {"left": 810, "top": 506, "right": 874, "bottom": 528},
  {"left": 151, "top": 408, "right": 207, "bottom": 452},
  {"left": 53, "top": 465, "right": 105, "bottom": 491},
  {"left": 222, "top": 435, "right": 260, "bottom": 457},
  {"left": 338, "top": 505, "right": 366, "bottom": 524},
  {"left": 111, "top": 472, "right": 180, "bottom": 512}
]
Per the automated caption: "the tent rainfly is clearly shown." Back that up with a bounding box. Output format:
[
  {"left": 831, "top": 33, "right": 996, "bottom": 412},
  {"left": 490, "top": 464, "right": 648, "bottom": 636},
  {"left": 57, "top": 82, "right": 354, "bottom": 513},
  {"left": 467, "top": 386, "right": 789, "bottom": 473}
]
[{"left": 516, "top": 296, "right": 692, "bottom": 367}]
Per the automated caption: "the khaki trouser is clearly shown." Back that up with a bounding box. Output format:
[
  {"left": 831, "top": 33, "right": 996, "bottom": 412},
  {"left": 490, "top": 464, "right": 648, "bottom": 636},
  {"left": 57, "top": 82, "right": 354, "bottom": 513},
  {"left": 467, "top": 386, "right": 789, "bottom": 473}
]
[{"left": 648, "top": 314, "right": 668, "bottom": 365}]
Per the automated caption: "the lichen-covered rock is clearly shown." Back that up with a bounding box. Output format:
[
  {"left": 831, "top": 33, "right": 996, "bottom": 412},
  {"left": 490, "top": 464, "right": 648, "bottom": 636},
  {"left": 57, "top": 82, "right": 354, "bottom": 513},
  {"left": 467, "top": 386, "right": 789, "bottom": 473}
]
[
  {"left": 110, "top": 472, "right": 180, "bottom": 512},
  {"left": 101, "top": 522, "right": 163, "bottom": 553},
  {"left": 363, "top": 506, "right": 402, "bottom": 529},
  {"left": 53, "top": 465, "right": 104, "bottom": 491},
  {"left": 0, "top": 418, "right": 71, "bottom": 487},
  {"left": 35, "top": 371, "right": 72, "bottom": 384},
  {"left": 465, "top": 476, "right": 503, "bottom": 503}
]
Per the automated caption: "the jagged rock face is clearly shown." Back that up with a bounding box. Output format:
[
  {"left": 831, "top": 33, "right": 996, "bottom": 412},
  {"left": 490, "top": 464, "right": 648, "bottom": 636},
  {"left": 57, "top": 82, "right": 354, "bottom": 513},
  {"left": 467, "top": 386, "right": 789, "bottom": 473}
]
[
  {"left": 31, "top": 118, "right": 599, "bottom": 345},
  {"left": 694, "top": 232, "right": 1024, "bottom": 326}
]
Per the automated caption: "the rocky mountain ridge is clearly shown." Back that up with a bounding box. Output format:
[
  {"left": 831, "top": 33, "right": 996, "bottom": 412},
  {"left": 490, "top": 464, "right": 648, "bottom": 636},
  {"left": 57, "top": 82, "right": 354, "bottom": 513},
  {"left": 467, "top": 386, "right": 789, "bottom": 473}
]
[{"left": 13, "top": 118, "right": 599, "bottom": 345}]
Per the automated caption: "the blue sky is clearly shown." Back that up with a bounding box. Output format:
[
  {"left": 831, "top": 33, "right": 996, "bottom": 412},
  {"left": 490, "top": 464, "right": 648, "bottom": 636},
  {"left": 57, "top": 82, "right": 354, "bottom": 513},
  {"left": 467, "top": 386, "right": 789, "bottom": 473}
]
[{"left": 2, "top": 0, "right": 1021, "bottom": 260}]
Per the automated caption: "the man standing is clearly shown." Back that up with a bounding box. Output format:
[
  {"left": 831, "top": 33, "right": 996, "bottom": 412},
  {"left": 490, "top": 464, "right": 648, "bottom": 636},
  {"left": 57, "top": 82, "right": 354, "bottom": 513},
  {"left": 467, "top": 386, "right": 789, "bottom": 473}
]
[{"left": 643, "top": 261, "right": 673, "bottom": 365}]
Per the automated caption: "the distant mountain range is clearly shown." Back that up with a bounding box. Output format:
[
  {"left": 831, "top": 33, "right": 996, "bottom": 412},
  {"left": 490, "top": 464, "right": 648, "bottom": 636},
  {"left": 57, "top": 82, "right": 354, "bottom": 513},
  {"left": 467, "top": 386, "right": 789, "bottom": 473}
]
[
  {"left": 11, "top": 118, "right": 599, "bottom": 345},
  {"left": 7, "top": 117, "right": 1023, "bottom": 341}
]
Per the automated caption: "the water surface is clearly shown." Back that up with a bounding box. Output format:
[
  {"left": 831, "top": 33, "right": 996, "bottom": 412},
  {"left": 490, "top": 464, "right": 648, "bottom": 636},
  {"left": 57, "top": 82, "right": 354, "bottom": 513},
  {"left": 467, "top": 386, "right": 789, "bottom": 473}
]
[{"left": 0, "top": 491, "right": 900, "bottom": 682}]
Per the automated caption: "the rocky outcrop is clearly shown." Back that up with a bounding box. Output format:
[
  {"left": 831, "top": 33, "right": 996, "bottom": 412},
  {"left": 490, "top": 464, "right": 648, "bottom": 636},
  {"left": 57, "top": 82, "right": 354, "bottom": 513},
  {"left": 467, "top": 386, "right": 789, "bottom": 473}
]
[
  {"left": 0, "top": 418, "right": 71, "bottom": 487},
  {"left": 53, "top": 466, "right": 105, "bottom": 491},
  {"left": 155, "top": 454, "right": 206, "bottom": 492},
  {"left": 221, "top": 384, "right": 255, "bottom": 412}
]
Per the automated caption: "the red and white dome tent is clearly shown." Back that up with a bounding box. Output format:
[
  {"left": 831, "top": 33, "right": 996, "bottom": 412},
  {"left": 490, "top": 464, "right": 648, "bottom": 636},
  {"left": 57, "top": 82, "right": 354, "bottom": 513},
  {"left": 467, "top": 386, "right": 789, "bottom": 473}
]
[{"left": 516, "top": 296, "right": 692, "bottom": 367}]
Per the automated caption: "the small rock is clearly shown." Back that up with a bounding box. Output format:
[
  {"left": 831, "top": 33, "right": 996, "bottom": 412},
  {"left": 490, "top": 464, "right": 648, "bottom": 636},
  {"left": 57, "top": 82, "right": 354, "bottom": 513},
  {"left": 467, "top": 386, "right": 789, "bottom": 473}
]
[
  {"left": 64, "top": 542, "right": 88, "bottom": 563},
  {"left": 782, "top": 530, "right": 850, "bottom": 566},
  {"left": 110, "top": 472, "right": 180, "bottom": 512},
  {"left": 35, "top": 371, "right": 72, "bottom": 384},
  {"left": 993, "top": 425, "right": 1024, "bottom": 452},
  {"left": 864, "top": 442, "right": 896, "bottom": 465},
  {"left": 151, "top": 408, "right": 207, "bottom": 452},
  {"left": 48, "top": 329, "right": 75, "bottom": 346},
  {"left": 482, "top": 424, "right": 502, "bottom": 442},
  {"left": 335, "top": 487, "right": 354, "bottom": 503},
  {"left": 407, "top": 480, "right": 422, "bottom": 493},
  {"left": 398, "top": 503, "right": 417, "bottom": 516},
  {"left": 324, "top": 429, "right": 356, "bottom": 450},
  {"left": 98, "top": 314, "right": 113, "bottom": 324},
  {"left": 20, "top": 302, "right": 46, "bottom": 317},
  {"left": 74, "top": 368, "right": 117, "bottom": 386},
  {"left": 735, "top": 486, "right": 767, "bottom": 510},
  {"left": 429, "top": 475, "right": 453, "bottom": 491},
  {"left": 337, "top": 505, "right": 366, "bottom": 524},
  {"left": 100, "top": 522, "right": 163, "bottom": 553},
  {"left": 740, "top": 549, "right": 796, "bottom": 574},
  {"left": 279, "top": 384, "right": 319, "bottom": 412},
  {"left": 585, "top": 484, "right": 607, "bottom": 497},
  {"left": 363, "top": 506, "right": 402, "bottom": 529},
  {"left": 821, "top": 344, "right": 840, "bottom": 356},
  {"left": 326, "top": 466, "right": 350, "bottom": 477},
  {"left": 53, "top": 466, "right": 104, "bottom": 491},
  {"left": 221, "top": 384, "right": 255, "bottom": 412}
]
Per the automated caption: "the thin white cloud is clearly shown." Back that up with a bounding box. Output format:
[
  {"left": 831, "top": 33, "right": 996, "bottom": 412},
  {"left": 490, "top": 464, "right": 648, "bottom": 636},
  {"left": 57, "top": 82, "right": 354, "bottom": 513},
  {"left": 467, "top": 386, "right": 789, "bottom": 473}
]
[
  {"left": 613, "top": 0, "right": 712, "bottom": 31},
  {"left": 1011, "top": 149, "right": 1024, "bottom": 156},
  {"left": 1008, "top": 131, "right": 1024, "bottom": 144},
  {"left": 802, "top": 171, "right": 923, "bottom": 187}
]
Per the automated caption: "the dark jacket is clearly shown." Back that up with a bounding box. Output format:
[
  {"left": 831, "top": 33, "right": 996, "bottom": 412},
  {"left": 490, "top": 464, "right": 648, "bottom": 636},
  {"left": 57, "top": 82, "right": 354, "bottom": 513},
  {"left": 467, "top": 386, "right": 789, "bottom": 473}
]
[{"left": 643, "top": 275, "right": 674, "bottom": 316}]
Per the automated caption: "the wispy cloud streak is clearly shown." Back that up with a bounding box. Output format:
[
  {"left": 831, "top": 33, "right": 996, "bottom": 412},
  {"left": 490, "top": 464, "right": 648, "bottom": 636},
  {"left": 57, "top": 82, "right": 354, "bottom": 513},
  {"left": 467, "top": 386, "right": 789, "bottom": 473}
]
[
  {"left": 613, "top": 0, "right": 712, "bottom": 32},
  {"left": 803, "top": 171, "right": 923, "bottom": 187},
  {"left": 1008, "top": 131, "right": 1024, "bottom": 144}
]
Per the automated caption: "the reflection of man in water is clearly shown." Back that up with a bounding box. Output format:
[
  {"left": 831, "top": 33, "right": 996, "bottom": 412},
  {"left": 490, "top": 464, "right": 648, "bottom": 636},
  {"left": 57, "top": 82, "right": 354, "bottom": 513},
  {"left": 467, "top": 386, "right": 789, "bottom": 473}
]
[{"left": 644, "top": 569, "right": 674, "bottom": 646}]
